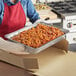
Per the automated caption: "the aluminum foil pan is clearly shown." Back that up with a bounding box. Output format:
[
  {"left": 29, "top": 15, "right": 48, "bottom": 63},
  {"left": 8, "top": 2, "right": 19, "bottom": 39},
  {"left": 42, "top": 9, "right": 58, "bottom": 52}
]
[{"left": 5, "top": 22, "right": 69, "bottom": 54}]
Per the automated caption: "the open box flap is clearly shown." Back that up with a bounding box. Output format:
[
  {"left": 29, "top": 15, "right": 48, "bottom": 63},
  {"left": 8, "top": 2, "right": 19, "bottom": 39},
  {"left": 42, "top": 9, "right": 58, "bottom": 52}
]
[
  {"left": 34, "top": 52, "right": 76, "bottom": 76},
  {"left": 52, "top": 39, "right": 68, "bottom": 53}
]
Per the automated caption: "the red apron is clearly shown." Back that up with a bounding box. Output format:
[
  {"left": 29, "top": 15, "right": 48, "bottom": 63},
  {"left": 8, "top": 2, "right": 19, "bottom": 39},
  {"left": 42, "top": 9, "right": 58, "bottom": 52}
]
[{"left": 0, "top": 1, "right": 26, "bottom": 39}]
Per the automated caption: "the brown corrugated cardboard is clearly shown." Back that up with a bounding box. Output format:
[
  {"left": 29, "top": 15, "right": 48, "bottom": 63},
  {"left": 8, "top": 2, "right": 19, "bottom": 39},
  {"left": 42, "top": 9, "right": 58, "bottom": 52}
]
[
  {"left": 34, "top": 52, "right": 76, "bottom": 76},
  {"left": 0, "top": 39, "right": 68, "bottom": 71}
]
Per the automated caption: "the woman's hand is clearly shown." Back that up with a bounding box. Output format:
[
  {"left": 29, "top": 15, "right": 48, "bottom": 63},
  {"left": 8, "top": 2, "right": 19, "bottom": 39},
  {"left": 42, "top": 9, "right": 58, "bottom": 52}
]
[{"left": 33, "top": 19, "right": 43, "bottom": 24}]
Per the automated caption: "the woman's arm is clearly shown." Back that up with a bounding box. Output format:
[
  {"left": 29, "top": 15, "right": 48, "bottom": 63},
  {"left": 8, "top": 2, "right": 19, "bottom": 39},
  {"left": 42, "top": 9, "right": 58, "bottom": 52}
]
[
  {"left": 0, "top": 1, "right": 4, "bottom": 24},
  {"left": 27, "top": 0, "right": 40, "bottom": 23}
]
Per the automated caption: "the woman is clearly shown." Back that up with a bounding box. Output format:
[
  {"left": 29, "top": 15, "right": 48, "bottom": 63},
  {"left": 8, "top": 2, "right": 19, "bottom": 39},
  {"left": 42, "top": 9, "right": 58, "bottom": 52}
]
[{"left": 0, "top": 0, "right": 40, "bottom": 39}]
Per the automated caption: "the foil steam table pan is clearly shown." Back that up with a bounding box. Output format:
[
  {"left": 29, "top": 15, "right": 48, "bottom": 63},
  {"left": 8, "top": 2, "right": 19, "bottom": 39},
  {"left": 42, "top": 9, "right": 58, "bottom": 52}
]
[{"left": 5, "top": 22, "right": 69, "bottom": 54}]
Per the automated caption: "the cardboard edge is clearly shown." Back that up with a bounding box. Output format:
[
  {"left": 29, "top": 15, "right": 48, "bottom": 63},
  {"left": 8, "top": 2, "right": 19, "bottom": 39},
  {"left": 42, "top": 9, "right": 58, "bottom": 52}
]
[
  {"left": 0, "top": 50, "right": 39, "bottom": 70},
  {"left": 52, "top": 39, "right": 68, "bottom": 53}
]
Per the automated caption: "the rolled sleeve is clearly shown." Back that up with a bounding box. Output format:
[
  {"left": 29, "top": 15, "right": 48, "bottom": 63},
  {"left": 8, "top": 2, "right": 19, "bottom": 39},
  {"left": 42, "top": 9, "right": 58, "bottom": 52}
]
[{"left": 27, "top": 0, "right": 40, "bottom": 23}]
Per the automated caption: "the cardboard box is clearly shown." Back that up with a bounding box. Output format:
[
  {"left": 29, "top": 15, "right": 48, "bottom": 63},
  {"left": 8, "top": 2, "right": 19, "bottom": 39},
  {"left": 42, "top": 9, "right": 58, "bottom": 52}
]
[
  {"left": 0, "top": 39, "right": 68, "bottom": 71},
  {"left": 34, "top": 51, "right": 76, "bottom": 76}
]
